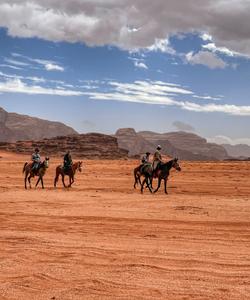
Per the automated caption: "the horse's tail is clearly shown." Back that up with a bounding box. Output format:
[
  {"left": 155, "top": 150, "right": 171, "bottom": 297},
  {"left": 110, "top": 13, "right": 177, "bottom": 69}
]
[{"left": 23, "top": 162, "right": 28, "bottom": 173}]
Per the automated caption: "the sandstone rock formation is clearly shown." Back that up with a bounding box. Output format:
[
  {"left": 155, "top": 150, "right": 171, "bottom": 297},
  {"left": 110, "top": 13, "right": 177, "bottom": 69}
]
[
  {"left": 115, "top": 128, "right": 229, "bottom": 161},
  {"left": 0, "top": 133, "right": 128, "bottom": 159},
  {"left": 0, "top": 107, "right": 77, "bottom": 142},
  {"left": 138, "top": 130, "right": 228, "bottom": 160}
]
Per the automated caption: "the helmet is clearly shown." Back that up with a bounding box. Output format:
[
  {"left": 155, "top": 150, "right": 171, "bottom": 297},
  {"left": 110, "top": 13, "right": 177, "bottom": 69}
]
[{"left": 157, "top": 145, "right": 162, "bottom": 150}]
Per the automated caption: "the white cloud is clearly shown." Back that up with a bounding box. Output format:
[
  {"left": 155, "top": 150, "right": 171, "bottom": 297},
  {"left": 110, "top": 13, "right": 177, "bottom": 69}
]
[
  {"left": 10, "top": 53, "right": 64, "bottom": 72},
  {"left": 0, "top": 64, "right": 23, "bottom": 70},
  {"left": 1, "top": 1, "right": 250, "bottom": 56},
  {"left": 45, "top": 63, "right": 64, "bottom": 71},
  {"left": 201, "top": 33, "right": 212, "bottom": 41},
  {"left": 4, "top": 58, "right": 30, "bottom": 67},
  {"left": 147, "top": 38, "right": 175, "bottom": 54},
  {"left": 193, "top": 95, "right": 222, "bottom": 101},
  {"left": 84, "top": 79, "right": 250, "bottom": 116},
  {"left": 185, "top": 51, "right": 227, "bottom": 69},
  {"left": 0, "top": 78, "right": 83, "bottom": 96},
  {"left": 134, "top": 61, "right": 148, "bottom": 69}
]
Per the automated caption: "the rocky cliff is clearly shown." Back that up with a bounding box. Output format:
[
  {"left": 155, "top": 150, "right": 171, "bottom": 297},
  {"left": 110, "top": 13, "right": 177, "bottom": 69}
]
[
  {"left": 0, "top": 133, "right": 129, "bottom": 159},
  {"left": 115, "top": 128, "right": 229, "bottom": 161},
  {"left": 0, "top": 107, "right": 77, "bottom": 142},
  {"left": 138, "top": 130, "right": 228, "bottom": 160}
]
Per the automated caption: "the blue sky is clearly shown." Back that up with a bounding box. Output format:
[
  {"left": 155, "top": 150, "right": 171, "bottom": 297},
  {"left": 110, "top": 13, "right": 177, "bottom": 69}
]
[{"left": 0, "top": 1, "right": 250, "bottom": 145}]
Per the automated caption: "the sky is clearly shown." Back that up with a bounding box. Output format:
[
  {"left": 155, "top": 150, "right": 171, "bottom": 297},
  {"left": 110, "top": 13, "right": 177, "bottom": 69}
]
[{"left": 0, "top": 0, "right": 250, "bottom": 145}]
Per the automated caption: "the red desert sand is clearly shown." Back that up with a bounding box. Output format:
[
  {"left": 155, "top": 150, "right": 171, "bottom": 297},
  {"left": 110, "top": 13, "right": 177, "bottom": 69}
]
[{"left": 0, "top": 151, "right": 249, "bottom": 299}]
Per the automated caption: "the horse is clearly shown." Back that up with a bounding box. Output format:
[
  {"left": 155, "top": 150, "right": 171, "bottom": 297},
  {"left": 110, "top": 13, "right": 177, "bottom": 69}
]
[
  {"left": 153, "top": 158, "right": 181, "bottom": 194},
  {"left": 23, "top": 157, "right": 50, "bottom": 189},
  {"left": 134, "top": 164, "right": 143, "bottom": 188},
  {"left": 139, "top": 163, "right": 154, "bottom": 194},
  {"left": 54, "top": 161, "right": 83, "bottom": 188},
  {"left": 140, "top": 158, "right": 181, "bottom": 194}
]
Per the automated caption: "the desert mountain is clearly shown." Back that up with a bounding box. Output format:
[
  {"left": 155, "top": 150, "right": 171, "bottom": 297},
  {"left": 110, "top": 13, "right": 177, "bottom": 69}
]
[
  {"left": 222, "top": 143, "right": 250, "bottom": 158},
  {"left": 138, "top": 130, "right": 228, "bottom": 160},
  {"left": 0, "top": 107, "right": 77, "bottom": 142},
  {"left": 115, "top": 128, "right": 229, "bottom": 161},
  {"left": 0, "top": 133, "right": 128, "bottom": 159}
]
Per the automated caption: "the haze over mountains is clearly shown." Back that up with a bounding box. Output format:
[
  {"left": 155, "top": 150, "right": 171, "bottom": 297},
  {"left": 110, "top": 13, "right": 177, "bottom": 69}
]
[{"left": 1, "top": 107, "right": 250, "bottom": 160}]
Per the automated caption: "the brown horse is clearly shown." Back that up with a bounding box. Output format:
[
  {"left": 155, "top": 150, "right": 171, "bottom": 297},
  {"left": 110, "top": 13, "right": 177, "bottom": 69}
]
[
  {"left": 23, "top": 157, "right": 50, "bottom": 189},
  {"left": 54, "top": 161, "right": 83, "bottom": 188}
]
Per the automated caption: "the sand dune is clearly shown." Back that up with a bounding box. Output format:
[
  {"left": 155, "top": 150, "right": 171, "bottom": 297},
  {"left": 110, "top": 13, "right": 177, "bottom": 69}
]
[{"left": 0, "top": 152, "right": 249, "bottom": 299}]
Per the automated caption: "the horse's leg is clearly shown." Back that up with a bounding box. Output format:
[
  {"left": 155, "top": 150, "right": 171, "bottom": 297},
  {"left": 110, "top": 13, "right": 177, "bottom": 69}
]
[
  {"left": 54, "top": 171, "right": 59, "bottom": 187},
  {"left": 69, "top": 174, "right": 74, "bottom": 187},
  {"left": 35, "top": 177, "right": 41, "bottom": 188},
  {"left": 41, "top": 176, "right": 44, "bottom": 189},
  {"left": 150, "top": 177, "right": 153, "bottom": 189},
  {"left": 141, "top": 178, "right": 146, "bottom": 194},
  {"left": 138, "top": 175, "right": 142, "bottom": 187},
  {"left": 28, "top": 174, "right": 32, "bottom": 189},
  {"left": 62, "top": 174, "right": 66, "bottom": 188},
  {"left": 24, "top": 171, "right": 28, "bottom": 189},
  {"left": 145, "top": 176, "right": 153, "bottom": 193},
  {"left": 164, "top": 178, "right": 168, "bottom": 194},
  {"left": 154, "top": 177, "right": 162, "bottom": 193}
]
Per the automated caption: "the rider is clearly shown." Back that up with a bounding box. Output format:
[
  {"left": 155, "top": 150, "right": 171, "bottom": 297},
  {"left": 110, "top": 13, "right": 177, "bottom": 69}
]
[
  {"left": 153, "top": 145, "right": 163, "bottom": 174},
  {"left": 141, "top": 152, "right": 151, "bottom": 164},
  {"left": 31, "top": 147, "right": 41, "bottom": 172},
  {"left": 63, "top": 150, "right": 73, "bottom": 172}
]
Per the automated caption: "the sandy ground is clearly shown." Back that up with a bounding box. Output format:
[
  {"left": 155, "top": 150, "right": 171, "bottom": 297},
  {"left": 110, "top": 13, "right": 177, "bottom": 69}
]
[{"left": 0, "top": 151, "right": 249, "bottom": 300}]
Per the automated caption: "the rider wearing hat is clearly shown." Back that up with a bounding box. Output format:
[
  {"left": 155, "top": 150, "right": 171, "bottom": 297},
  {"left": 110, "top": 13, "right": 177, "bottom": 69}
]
[
  {"left": 63, "top": 150, "right": 73, "bottom": 172},
  {"left": 153, "top": 145, "right": 163, "bottom": 172},
  {"left": 31, "top": 147, "right": 41, "bottom": 172}
]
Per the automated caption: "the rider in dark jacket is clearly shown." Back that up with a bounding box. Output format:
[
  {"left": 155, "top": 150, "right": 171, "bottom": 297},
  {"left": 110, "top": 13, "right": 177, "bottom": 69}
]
[{"left": 63, "top": 150, "right": 73, "bottom": 171}]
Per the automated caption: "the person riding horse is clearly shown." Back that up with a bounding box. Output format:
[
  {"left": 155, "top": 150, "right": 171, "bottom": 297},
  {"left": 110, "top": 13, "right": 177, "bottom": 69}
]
[
  {"left": 63, "top": 150, "right": 73, "bottom": 173},
  {"left": 31, "top": 148, "right": 41, "bottom": 173},
  {"left": 140, "top": 152, "right": 151, "bottom": 172},
  {"left": 153, "top": 145, "right": 163, "bottom": 176}
]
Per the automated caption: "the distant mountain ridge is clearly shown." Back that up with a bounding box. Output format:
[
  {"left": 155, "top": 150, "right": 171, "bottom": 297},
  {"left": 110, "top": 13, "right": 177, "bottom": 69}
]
[
  {"left": 222, "top": 143, "right": 250, "bottom": 158},
  {"left": 115, "top": 128, "right": 229, "bottom": 161},
  {"left": 0, "top": 107, "right": 77, "bottom": 142}
]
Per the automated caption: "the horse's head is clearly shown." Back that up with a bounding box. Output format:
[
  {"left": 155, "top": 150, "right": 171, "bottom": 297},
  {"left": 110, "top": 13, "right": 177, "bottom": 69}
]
[
  {"left": 172, "top": 158, "right": 181, "bottom": 171},
  {"left": 77, "top": 161, "right": 83, "bottom": 172},
  {"left": 44, "top": 157, "right": 50, "bottom": 168}
]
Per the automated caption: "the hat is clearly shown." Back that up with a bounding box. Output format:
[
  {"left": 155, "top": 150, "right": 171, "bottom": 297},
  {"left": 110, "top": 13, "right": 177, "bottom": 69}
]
[
  {"left": 157, "top": 145, "right": 162, "bottom": 150},
  {"left": 146, "top": 152, "right": 150, "bottom": 155},
  {"left": 35, "top": 148, "right": 40, "bottom": 152}
]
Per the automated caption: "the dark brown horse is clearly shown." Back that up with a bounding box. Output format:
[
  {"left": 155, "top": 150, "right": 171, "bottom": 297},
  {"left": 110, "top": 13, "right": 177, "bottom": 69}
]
[
  {"left": 140, "top": 158, "right": 181, "bottom": 194},
  {"left": 23, "top": 157, "right": 50, "bottom": 189},
  {"left": 54, "top": 161, "right": 82, "bottom": 188},
  {"left": 153, "top": 158, "right": 181, "bottom": 194}
]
